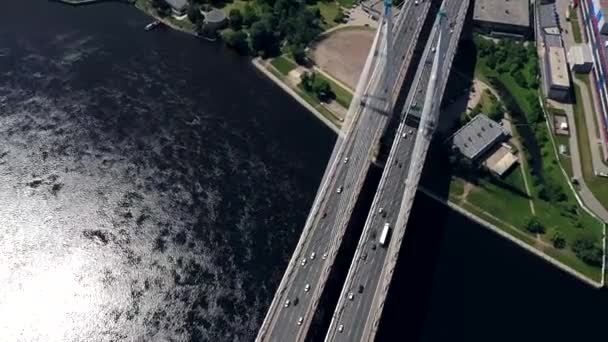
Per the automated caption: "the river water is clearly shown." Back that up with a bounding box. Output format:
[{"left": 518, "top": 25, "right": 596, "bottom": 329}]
[{"left": 1, "top": 1, "right": 607, "bottom": 342}]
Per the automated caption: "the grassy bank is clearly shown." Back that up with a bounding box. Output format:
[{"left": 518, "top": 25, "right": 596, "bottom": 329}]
[
  {"left": 569, "top": 7, "right": 583, "bottom": 44},
  {"left": 447, "top": 35, "right": 603, "bottom": 281},
  {"left": 135, "top": 0, "right": 196, "bottom": 34}
]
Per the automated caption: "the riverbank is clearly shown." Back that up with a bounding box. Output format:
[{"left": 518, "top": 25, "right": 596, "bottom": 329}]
[
  {"left": 52, "top": 0, "right": 134, "bottom": 5},
  {"left": 420, "top": 187, "right": 604, "bottom": 288},
  {"left": 252, "top": 57, "right": 341, "bottom": 134},
  {"left": 134, "top": 0, "right": 198, "bottom": 36}
]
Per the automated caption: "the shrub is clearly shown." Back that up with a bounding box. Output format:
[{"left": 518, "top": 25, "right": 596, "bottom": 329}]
[
  {"left": 550, "top": 229, "right": 566, "bottom": 249},
  {"left": 524, "top": 216, "right": 545, "bottom": 234},
  {"left": 572, "top": 234, "right": 603, "bottom": 266}
]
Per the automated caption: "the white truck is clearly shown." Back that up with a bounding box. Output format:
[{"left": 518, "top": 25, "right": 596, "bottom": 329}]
[{"left": 379, "top": 222, "right": 390, "bottom": 246}]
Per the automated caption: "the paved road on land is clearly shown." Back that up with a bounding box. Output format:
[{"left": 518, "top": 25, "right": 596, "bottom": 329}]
[
  {"left": 325, "top": 1, "right": 470, "bottom": 340},
  {"left": 255, "top": 2, "right": 432, "bottom": 341}
]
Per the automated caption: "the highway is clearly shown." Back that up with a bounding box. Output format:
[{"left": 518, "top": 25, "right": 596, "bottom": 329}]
[
  {"left": 255, "top": 1, "right": 432, "bottom": 341},
  {"left": 324, "top": 0, "right": 470, "bottom": 341}
]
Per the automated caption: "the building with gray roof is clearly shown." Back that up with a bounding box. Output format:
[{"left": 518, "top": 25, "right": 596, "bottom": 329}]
[
  {"left": 165, "top": 0, "right": 188, "bottom": 17},
  {"left": 568, "top": 44, "right": 593, "bottom": 73},
  {"left": 452, "top": 114, "right": 508, "bottom": 161},
  {"left": 473, "top": 0, "right": 531, "bottom": 37},
  {"left": 204, "top": 8, "right": 227, "bottom": 31},
  {"left": 536, "top": 2, "right": 571, "bottom": 101}
]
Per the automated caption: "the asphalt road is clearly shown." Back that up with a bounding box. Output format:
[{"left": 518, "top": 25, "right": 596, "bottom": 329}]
[
  {"left": 325, "top": 1, "right": 470, "bottom": 340},
  {"left": 255, "top": 2, "right": 433, "bottom": 341}
]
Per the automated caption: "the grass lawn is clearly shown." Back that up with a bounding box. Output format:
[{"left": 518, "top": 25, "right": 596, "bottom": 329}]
[
  {"left": 310, "top": 2, "right": 341, "bottom": 30},
  {"left": 478, "top": 89, "right": 498, "bottom": 113},
  {"left": 338, "top": 0, "right": 357, "bottom": 8},
  {"left": 220, "top": 0, "right": 249, "bottom": 15},
  {"left": 573, "top": 75, "right": 608, "bottom": 208},
  {"left": 296, "top": 84, "right": 341, "bottom": 125},
  {"left": 315, "top": 72, "right": 353, "bottom": 108},
  {"left": 454, "top": 38, "right": 605, "bottom": 279},
  {"left": 271, "top": 56, "right": 297, "bottom": 76},
  {"left": 569, "top": 8, "right": 583, "bottom": 44},
  {"left": 554, "top": 134, "right": 574, "bottom": 178},
  {"left": 450, "top": 177, "right": 465, "bottom": 197},
  {"left": 466, "top": 170, "right": 533, "bottom": 229}
]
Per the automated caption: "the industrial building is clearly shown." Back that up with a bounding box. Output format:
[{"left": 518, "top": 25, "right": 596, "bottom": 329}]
[
  {"left": 579, "top": 0, "right": 608, "bottom": 151},
  {"left": 568, "top": 44, "right": 594, "bottom": 73},
  {"left": 547, "top": 46, "right": 571, "bottom": 99},
  {"left": 473, "top": 0, "right": 531, "bottom": 37},
  {"left": 452, "top": 114, "right": 518, "bottom": 176},
  {"left": 537, "top": 2, "right": 571, "bottom": 101},
  {"left": 165, "top": 0, "right": 188, "bottom": 18}
]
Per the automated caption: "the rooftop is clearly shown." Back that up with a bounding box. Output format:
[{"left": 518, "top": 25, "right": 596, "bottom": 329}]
[
  {"left": 165, "top": 0, "right": 187, "bottom": 10},
  {"left": 548, "top": 46, "right": 570, "bottom": 88},
  {"left": 473, "top": 0, "right": 530, "bottom": 28},
  {"left": 568, "top": 44, "right": 593, "bottom": 66},
  {"left": 538, "top": 3, "right": 558, "bottom": 29},
  {"left": 483, "top": 144, "right": 519, "bottom": 176},
  {"left": 452, "top": 114, "right": 507, "bottom": 160},
  {"left": 205, "top": 8, "right": 227, "bottom": 23}
]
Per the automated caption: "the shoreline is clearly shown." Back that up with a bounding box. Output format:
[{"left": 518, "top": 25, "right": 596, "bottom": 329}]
[
  {"left": 52, "top": 0, "right": 134, "bottom": 5},
  {"left": 54, "top": 0, "right": 605, "bottom": 290},
  {"left": 419, "top": 186, "right": 604, "bottom": 289},
  {"left": 133, "top": 2, "right": 198, "bottom": 37},
  {"left": 251, "top": 58, "right": 341, "bottom": 135}
]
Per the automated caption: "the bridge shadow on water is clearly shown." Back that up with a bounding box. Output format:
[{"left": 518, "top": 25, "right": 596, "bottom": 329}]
[
  {"left": 376, "top": 11, "right": 479, "bottom": 340},
  {"left": 375, "top": 137, "right": 452, "bottom": 342}
]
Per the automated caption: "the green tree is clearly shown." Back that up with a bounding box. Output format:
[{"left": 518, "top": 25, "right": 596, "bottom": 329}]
[
  {"left": 572, "top": 234, "right": 603, "bottom": 266},
  {"left": 152, "top": 0, "right": 171, "bottom": 17},
  {"left": 291, "top": 45, "right": 307, "bottom": 65},
  {"left": 229, "top": 9, "right": 243, "bottom": 30},
  {"left": 486, "top": 54, "right": 497, "bottom": 70},
  {"left": 243, "top": 4, "right": 259, "bottom": 27},
  {"left": 188, "top": 5, "right": 203, "bottom": 23},
  {"left": 550, "top": 229, "right": 566, "bottom": 249},
  {"left": 334, "top": 11, "right": 346, "bottom": 23},
  {"left": 300, "top": 71, "right": 313, "bottom": 91},
  {"left": 313, "top": 78, "right": 333, "bottom": 102},
  {"left": 223, "top": 29, "right": 249, "bottom": 55},
  {"left": 513, "top": 70, "right": 528, "bottom": 88},
  {"left": 524, "top": 216, "right": 545, "bottom": 234},
  {"left": 250, "top": 21, "right": 274, "bottom": 57}
]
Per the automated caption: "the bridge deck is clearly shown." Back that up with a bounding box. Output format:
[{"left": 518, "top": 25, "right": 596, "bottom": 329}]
[
  {"left": 324, "top": 0, "right": 471, "bottom": 340},
  {"left": 255, "top": 1, "right": 433, "bottom": 341}
]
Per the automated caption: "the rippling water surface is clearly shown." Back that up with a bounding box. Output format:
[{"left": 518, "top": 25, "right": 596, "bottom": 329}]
[{"left": 0, "top": 2, "right": 335, "bottom": 341}]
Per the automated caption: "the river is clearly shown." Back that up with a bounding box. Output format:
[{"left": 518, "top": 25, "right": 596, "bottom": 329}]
[{"left": 0, "top": 1, "right": 607, "bottom": 342}]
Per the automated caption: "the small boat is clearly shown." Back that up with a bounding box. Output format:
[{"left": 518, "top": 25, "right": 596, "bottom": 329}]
[{"left": 145, "top": 21, "right": 161, "bottom": 31}]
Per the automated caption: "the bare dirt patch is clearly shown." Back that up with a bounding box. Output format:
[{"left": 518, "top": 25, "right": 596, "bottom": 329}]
[{"left": 311, "top": 27, "right": 375, "bottom": 90}]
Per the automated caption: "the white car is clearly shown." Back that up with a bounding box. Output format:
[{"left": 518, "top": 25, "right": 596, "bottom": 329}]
[
  {"left": 322, "top": 252, "right": 328, "bottom": 260},
  {"left": 414, "top": 0, "right": 419, "bottom": 5},
  {"left": 304, "top": 284, "right": 310, "bottom": 292},
  {"left": 337, "top": 186, "right": 343, "bottom": 194},
  {"left": 297, "top": 317, "right": 304, "bottom": 326},
  {"left": 431, "top": 46, "right": 436, "bottom": 53},
  {"left": 338, "top": 324, "right": 344, "bottom": 333},
  {"left": 343, "top": 157, "right": 349, "bottom": 163},
  {"left": 284, "top": 299, "right": 290, "bottom": 308},
  {"left": 310, "top": 252, "right": 316, "bottom": 260},
  {"left": 348, "top": 292, "right": 354, "bottom": 300},
  {"left": 402, "top": 132, "right": 407, "bottom": 139},
  {"left": 301, "top": 258, "right": 307, "bottom": 266}
]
